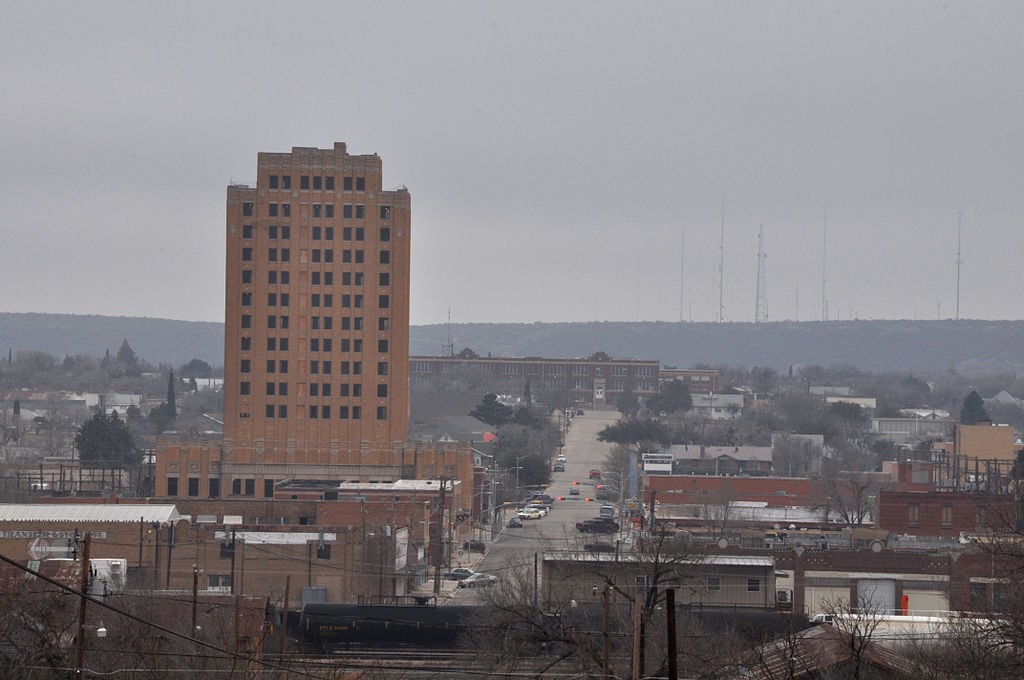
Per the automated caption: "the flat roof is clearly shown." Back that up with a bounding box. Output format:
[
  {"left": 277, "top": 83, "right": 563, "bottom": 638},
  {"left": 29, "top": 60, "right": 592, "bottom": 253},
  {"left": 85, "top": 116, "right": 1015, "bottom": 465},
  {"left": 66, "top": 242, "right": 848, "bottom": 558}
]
[
  {"left": 0, "top": 504, "right": 183, "bottom": 524},
  {"left": 544, "top": 551, "right": 775, "bottom": 567}
]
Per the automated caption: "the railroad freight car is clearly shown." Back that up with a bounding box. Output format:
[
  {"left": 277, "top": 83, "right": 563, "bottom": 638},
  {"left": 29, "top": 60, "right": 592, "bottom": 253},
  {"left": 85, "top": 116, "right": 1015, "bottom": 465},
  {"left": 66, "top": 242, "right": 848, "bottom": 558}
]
[{"left": 299, "top": 603, "right": 485, "bottom": 650}]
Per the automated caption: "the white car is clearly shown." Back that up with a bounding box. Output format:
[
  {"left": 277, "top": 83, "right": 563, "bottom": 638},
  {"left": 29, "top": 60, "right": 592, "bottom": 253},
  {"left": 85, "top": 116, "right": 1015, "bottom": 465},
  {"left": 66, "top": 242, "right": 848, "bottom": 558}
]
[
  {"left": 458, "top": 572, "right": 498, "bottom": 588},
  {"left": 518, "top": 507, "right": 544, "bottom": 520}
]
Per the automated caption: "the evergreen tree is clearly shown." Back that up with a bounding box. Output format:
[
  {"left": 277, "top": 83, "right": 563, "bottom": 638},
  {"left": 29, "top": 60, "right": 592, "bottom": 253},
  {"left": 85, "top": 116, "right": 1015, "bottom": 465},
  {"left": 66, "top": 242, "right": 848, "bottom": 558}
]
[
  {"left": 645, "top": 379, "right": 693, "bottom": 415},
  {"left": 116, "top": 339, "right": 138, "bottom": 368},
  {"left": 960, "top": 390, "right": 989, "bottom": 425},
  {"left": 74, "top": 412, "right": 139, "bottom": 468},
  {"left": 616, "top": 389, "right": 641, "bottom": 417},
  {"left": 167, "top": 369, "right": 176, "bottom": 416},
  {"left": 470, "top": 393, "right": 514, "bottom": 427}
]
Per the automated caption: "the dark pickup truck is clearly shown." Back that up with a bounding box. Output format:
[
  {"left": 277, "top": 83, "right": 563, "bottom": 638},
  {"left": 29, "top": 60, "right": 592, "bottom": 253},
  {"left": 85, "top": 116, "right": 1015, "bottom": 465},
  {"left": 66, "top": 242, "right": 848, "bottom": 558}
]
[{"left": 575, "top": 518, "right": 620, "bottom": 534}]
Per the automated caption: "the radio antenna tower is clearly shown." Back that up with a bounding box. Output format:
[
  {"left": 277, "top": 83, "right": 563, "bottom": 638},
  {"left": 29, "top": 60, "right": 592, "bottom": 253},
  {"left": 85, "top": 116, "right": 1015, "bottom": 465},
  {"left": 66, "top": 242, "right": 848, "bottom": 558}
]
[
  {"left": 955, "top": 212, "right": 962, "bottom": 320},
  {"left": 679, "top": 227, "right": 685, "bottom": 322},
  {"left": 755, "top": 224, "right": 768, "bottom": 323},
  {"left": 442, "top": 307, "right": 454, "bottom": 358},
  {"left": 718, "top": 197, "right": 726, "bottom": 323},
  {"left": 821, "top": 204, "right": 828, "bottom": 322}
]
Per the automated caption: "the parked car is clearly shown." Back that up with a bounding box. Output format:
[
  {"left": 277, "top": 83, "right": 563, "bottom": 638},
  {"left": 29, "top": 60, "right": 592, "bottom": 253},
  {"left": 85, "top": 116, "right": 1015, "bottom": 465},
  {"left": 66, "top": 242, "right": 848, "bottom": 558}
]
[
  {"left": 599, "top": 505, "right": 616, "bottom": 519},
  {"left": 518, "top": 507, "right": 544, "bottom": 520},
  {"left": 576, "top": 409, "right": 585, "bottom": 416},
  {"left": 527, "top": 493, "right": 555, "bottom": 505},
  {"left": 508, "top": 516, "right": 524, "bottom": 528},
  {"left": 556, "top": 454, "right": 567, "bottom": 463},
  {"left": 584, "top": 542, "right": 615, "bottom": 553},
  {"left": 525, "top": 503, "right": 549, "bottom": 516},
  {"left": 458, "top": 572, "right": 498, "bottom": 588},
  {"left": 463, "top": 539, "right": 486, "bottom": 552},
  {"left": 445, "top": 568, "right": 477, "bottom": 581},
  {"left": 553, "top": 463, "right": 565, "bottom": 472},
  {"left": 575, "top": 518, "right": 620, "bottom": 533}
]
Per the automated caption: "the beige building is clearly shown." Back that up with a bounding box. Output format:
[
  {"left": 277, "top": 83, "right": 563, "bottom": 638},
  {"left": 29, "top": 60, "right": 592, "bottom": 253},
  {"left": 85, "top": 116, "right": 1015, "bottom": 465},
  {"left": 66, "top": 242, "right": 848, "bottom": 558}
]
[{"left": 158, "top": 142, "right": 414, "bottom": 498}]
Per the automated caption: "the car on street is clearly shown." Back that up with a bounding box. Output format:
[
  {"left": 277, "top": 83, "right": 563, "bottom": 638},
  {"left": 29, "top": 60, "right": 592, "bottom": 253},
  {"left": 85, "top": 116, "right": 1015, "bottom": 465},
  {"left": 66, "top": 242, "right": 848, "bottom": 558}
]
[
  {"left": 445, "top": 568, "right": 477, "bottom": 581},
  {"left": 599, "top": 505, "right": 616, "bottom": 519},
  {"left": 569, "top": 486, "right": 580, "bottom": 496},
  {"left": 576, "top": 518, "right": 620, "bottom": 533},
  {"left": 518, "top": 507, "right": 544, "bottom": 520},
  {"left": 553, "top": 463, "right": 565, "bottom": 472},
  {"left": 508, "top": 516, "right": 524, "bottom": 528},
  {"left": 463, "top": 539, "right": 486, "bottom": 552},
  {"left": 588, "top": 469, "right": 602, "bottom": 480},
  {"left": 458, "top": 572, "right": 498, "bottom": 588},
  {"left": 584, "top": 542, "right": 615, "bottom": 553},
  {"left": 525, "top": 502, "right": 549, "bottom": 515},
  {"left": 576, "top": 409, "right": 585, "bottom": 416}
]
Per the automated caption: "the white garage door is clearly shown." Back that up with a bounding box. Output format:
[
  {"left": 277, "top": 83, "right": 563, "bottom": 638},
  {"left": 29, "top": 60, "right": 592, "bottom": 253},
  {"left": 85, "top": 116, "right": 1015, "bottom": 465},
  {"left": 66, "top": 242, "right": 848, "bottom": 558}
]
[{"left": 857, "top": 579, "right": 896, "bottom": 614}]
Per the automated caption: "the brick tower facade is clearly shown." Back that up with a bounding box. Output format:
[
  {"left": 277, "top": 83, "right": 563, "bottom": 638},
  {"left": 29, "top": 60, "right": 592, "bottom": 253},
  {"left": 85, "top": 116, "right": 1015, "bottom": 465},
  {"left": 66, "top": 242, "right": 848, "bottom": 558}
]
[{"left": 223, "top": 143, "right": 410, "bottom": 467}]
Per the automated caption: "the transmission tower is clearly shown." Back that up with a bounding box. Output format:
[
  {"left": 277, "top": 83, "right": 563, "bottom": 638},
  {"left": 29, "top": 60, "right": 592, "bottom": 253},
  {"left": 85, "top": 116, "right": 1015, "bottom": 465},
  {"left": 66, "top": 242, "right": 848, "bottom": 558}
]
[
  {"left": 755, "top": 224, "right": 768, "bottom": 323},
  {"left": 718, "top": 197, "right": 726, "bottom": 323}
]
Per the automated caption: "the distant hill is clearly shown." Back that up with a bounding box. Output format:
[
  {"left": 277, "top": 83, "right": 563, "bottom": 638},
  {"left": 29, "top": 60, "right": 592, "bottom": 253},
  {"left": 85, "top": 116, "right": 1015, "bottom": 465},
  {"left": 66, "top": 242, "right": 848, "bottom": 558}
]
[
  {"left": 410, "top": 320, "right": 1024, "bottom": 375},
  {"left": 2, "top": 313, "right": 1023, "bottom": 375},
  {"left": 0, "top": 313, "right": 224, "bottom": 368}
]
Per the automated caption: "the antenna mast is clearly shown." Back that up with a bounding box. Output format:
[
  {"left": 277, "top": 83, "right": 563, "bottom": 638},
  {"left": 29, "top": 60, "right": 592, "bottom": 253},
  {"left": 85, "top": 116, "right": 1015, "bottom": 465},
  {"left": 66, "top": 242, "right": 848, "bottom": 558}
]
[
  {"left": 956, "top": 212, "right": 962, "bottom": 321},
  {"left": 679, "top": 227, "right": 685, "bottom": 322},
  {"left": 821, "top": 205, "right": 828, "bottom": 322},
  {"left": 718, "top": 197, "right": 726, "bottom": 322},
  {"left": 442, "top": 308, "right": 454, "bottom": 358},
  {"left": 755, "top": 224, "right": 768, "bottom": 323}
]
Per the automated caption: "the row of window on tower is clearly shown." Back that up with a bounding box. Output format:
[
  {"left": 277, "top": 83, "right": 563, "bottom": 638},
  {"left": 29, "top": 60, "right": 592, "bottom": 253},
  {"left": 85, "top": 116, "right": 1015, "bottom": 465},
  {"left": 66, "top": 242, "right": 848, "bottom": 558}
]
[
  {"left": 238, "top": 336, "right": 389, "bottom": 353},
  {"left": 242, "top": 225, "right": 392, "bottom": 242},
  {"left": 240, "top": 315, "right": 381, "bottom": 330},
  {"left": 239, "top": 359, "right": 388, "bottom": 375},
  {"left": 240, "top": 248, "right": 391, "bottom": 266},
  {"left": 266, "top": 174, "right": 367, "bottom": 192},
  {"left": 240, "top": 292, "right": 390, "bottom": 309},
  {"left": 242, "top": 271, "right": 389, "bottom": 287},
  {"left": 245, "top": 404, "right": 387, "bottom": 420},
  {"left": 240, "top": 381, "right": 383, "bottom": 398}
]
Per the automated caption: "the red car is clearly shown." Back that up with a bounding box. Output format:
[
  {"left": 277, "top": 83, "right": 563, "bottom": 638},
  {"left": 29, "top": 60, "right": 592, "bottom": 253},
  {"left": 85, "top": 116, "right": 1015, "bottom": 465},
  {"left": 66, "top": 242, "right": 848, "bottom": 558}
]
[{"left": 588, "top": 469, "right": 602, "bottom": 480}]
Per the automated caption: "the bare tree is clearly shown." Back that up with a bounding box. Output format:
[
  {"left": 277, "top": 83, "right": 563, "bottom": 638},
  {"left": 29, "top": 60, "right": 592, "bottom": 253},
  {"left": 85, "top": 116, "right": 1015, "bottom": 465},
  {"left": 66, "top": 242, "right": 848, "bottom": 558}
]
[{"left": 815, "top": 473, "right": 878, "bottom": 527}]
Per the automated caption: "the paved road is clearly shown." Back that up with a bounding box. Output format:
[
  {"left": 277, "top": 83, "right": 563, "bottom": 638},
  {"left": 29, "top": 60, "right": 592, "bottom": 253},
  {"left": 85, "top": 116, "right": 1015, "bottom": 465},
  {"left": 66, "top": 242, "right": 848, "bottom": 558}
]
[{"left": 452, "top": 408, "right": 623, "bottom": 601}]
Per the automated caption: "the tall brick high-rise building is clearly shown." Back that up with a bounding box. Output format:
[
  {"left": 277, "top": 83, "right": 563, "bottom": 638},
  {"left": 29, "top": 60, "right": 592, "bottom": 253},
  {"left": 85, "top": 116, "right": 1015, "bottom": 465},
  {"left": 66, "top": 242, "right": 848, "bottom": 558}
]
[{"left": 223, "top": 143, "right": 410, "bottom": 467}]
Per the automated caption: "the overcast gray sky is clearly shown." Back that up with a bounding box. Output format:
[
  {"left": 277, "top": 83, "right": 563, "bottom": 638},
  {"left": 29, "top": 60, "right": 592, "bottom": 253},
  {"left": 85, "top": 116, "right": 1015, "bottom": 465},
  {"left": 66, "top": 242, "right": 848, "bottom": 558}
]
[{"left": 2, "top": 2, "right": 1022, "bottom": 326}]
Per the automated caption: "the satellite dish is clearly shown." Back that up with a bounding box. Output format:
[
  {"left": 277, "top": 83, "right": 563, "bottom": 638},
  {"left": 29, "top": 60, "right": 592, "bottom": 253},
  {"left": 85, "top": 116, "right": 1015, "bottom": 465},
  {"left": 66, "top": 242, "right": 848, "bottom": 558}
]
[{"left": 717, "top": 537, "right": 729, "bottom": 549}]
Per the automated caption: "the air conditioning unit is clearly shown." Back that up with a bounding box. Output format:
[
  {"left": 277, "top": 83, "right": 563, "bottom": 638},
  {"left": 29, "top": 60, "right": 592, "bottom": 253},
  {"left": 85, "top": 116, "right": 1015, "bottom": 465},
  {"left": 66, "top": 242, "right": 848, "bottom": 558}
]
[{"left": 776, "top": 590, "right": 790, "bottom": 602}]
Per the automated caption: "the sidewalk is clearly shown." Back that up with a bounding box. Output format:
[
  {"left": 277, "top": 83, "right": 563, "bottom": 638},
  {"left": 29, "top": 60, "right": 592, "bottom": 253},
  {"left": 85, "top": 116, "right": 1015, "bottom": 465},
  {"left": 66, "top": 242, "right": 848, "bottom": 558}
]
[{"left": 410, "top": 543, "right": 491, "bottom": 600}]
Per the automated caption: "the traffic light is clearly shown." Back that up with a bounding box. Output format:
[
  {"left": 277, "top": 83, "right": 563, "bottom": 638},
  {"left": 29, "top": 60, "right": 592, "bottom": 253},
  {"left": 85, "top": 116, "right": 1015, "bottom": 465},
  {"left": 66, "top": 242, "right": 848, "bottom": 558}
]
[
  {"left": 557, "top": 496, "right": 565, "bottom": 501},
  {"left": 585, "top": 497, "right": 593, "bottom": 502},
  {"left": 572, "top": 480, "right": 579, "bottom": 486}
]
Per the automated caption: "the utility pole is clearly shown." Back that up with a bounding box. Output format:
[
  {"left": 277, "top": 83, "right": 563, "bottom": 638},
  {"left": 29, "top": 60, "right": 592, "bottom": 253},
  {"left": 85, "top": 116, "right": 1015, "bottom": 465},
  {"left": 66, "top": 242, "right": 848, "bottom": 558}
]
[
  {"left": 632, "top": 589, "right": 643, "bottom": 680},
  {"left": 602, "top": 587, "right": 611, "bottom": 680},
  {"left": 75, "top": 532, "right": 91, "bottom": 677},
  {"left": 433, "top": 479, "right": 447, "bottom": 595},
  {"left": 191, "top": 563, "right": 199, "bottom": 634},
  {"left": 666, "top": 587, "right": 679, "bottom": 680},
  {"left": 280, "top": 575, "right": 290, "bottom": 657}
]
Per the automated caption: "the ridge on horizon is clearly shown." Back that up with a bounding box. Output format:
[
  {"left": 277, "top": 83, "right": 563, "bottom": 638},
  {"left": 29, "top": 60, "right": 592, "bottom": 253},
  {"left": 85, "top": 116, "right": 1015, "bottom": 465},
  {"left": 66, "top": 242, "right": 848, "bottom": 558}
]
[{"left": 2, "top": 312, "right": 1020, "bottom": 376}]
